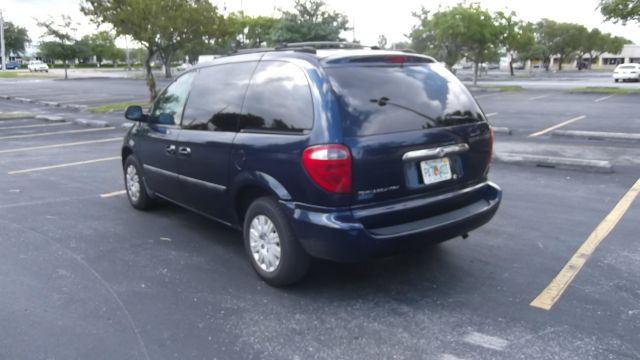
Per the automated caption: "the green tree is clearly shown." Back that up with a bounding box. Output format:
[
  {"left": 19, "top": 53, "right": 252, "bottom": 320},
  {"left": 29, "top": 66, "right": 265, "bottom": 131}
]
[
  {"left": 244, "top": 15, "right": 279, "bottom": 48},
  {"left": 496, "top": 12, "right": 535, "bottom": 76},
  {"left": 377, "top": 34, "right": 388, "bottom": 49},
  {"left": 156, "top": 0, "right": 222, "bottom": 78},
  {"left": 3, "top": 22, "right": 31, "bottom": 56},
  {"left": 82, "top": 0, "right": 223, "bottom": 99},
  {"left": 37, "top": 16, "right": 80, "bottom": 80},
  {"left": 84, "top": 31, "right": 119, "bottom": 66},
  {"left": 599, "top": 0, "right": 640, "bottom": 24},
  {"left": 536, "top": 19, "right": 588, "bottom": 71},
  {"left": 410, "top": 4, "right": 501, "bottom": 85},
  {"left": 271, "top": 0, "right": 350, "bottom": 44}
]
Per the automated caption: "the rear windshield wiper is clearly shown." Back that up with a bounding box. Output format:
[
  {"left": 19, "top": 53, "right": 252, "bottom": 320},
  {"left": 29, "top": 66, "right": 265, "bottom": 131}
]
[{"left": 369, "top": 97, "right": 438, "bottom": 128}]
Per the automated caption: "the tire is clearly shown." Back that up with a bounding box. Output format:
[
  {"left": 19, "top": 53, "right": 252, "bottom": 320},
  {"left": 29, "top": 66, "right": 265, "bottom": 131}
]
[
  {"left": 243, "top": 197, "right": 310, "bottom": 286},
  {"left": 614, "top": 79, "right": 619, "bottom": 83},
  {"left": 123, "top": 156, "right": 154, "bottom": 210}
]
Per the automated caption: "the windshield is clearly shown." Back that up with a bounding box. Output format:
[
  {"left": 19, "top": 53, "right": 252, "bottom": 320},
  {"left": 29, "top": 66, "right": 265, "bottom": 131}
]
[{"left": 326, "top": 64, "right": 485, "bottom": 137}]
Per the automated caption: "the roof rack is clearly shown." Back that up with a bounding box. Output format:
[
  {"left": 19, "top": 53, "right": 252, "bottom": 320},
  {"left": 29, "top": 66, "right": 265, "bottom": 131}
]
[
  {"left": 226, "top": 46, "right": 317, "bottom": 57},
  {"left": 280, "top": 41, "right": 367, "bottom": 50}
]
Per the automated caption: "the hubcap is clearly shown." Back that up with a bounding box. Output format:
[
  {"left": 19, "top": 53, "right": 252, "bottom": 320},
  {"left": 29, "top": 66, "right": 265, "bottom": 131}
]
[
  {"left": 249, "top": 215, "right": 281, "bottom": 273},
  {"left": 126, "top": 164, "right": 141, "bottom": 203}
]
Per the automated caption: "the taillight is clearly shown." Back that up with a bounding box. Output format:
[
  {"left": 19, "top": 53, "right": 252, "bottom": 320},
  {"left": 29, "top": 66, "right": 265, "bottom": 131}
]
[{"left": 302, "top": 144, "right": 352, "bottom": 193}]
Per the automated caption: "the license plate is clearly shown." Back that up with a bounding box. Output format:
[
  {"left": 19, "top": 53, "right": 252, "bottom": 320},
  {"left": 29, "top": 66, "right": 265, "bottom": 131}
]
[{"left": 420, "top": 157, "right": 452, "bottom": 185}]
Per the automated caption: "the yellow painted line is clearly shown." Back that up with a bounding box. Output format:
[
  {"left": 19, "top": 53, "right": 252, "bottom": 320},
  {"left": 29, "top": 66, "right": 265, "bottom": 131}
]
[
  {"left": 595, "top": 94, "right": 615, "bottom": 103},
  {"left": 530, "top": 178, "right": 640, "bottom": 310},
  {"left": 0, "top": 127, "right": 115, "bottom": 140},
  {"left": 485, "top": 112, "right": 498, "bottom": 118},
  {"left": 100, "top": 190, "right": 127, "bottom": 198},
  {"left": 0, "top": 137, "right": 121, "bottom": 154},
  {"left": 528, "top": 94, "right": 551, "bottom": 101},
  {"left": 8, "top": 156, "right": 120, "bottom": 175},
  {"left": 528, "top": 115, "right": 586, "bottom": 137},
  {"left": 0, "top": 122, "right": 72, "bottom": 130}
]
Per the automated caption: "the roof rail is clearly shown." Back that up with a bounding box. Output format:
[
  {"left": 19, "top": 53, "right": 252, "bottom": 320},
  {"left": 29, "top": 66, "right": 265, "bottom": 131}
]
[
  {"left": 226, "top": 46, "right": 317, "bottom": 57},
  {"left": 280, "top": 41, "right": 366, "bottom": 50}
]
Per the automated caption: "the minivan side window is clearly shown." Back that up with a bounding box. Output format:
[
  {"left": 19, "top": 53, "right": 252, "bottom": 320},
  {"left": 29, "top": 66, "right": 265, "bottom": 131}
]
[
  {"left": 241, "top": 61, "right": 313, "bottom": 133},
  {"left": 181, "top": 62, "right": 257, "bottom": 131},
  {"left": 150, "top": 71, "right": 196, "bottom": 125}
]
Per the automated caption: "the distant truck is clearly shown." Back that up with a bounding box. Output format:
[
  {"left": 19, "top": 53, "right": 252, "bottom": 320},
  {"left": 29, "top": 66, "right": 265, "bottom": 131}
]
[{"left": 197, "top": 55, "right": 222, "bottom": 64}]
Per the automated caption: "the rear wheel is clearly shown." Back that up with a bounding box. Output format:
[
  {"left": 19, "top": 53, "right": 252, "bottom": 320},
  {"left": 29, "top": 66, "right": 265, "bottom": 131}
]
[
  {"left": 243, "top": 197, "right": 310, "bottom": 286},
  {"left": 124, "top": 156, "right": 154, "bottom": 210}
]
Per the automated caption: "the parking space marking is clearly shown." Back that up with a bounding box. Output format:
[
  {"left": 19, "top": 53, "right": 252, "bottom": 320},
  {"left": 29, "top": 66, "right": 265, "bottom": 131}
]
[
  {"left": 100, "top": 190, "right": 126, "bottom": 198},
  {"left": 594, "top": 94, "right": 615, "bottom": 103},
  {"left": 0, "top": 137, "right": 121, "bottom": 154},
  {"left": 528, "top": 94, "right": 552, "bottom": 101},
  {"left": 528, "top": 115, "right": 586, "bottom": 137},
  {"left": 0, "top": 122, "right": 71, "bottom": 130},
  {"left": 0, "top": 127, "right": 116, "bottom": 140},
  {"left": 474, "top": 93, "right": 499, "bottom": 99},
  {"left": 8, "top": 156, "right": 120, "bottom": 175},
  {"left": 530, "top": 178, "right": 640, "bottom": 311},
  {"left": 485, "top": 112, "right": 498, "bottom": 118},
  {"left": 462, "top": 332, "right": 509, "bottom": 351}
]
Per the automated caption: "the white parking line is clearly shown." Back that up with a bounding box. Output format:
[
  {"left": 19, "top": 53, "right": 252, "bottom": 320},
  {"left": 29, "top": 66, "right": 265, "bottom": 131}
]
[
  {"left": 0, "top": 137, "right": 121, "bottom": 154},
  {"left": 528, "top": 115, "right": 587, "bottom": 137},
  {"left": 485, "top": 112, "right": 498, "bottom": 118},
  {"left": 100, "top": 190, "right": 126, "bottom": 198},
  {"left": 528, "top": 94, "right": 552, "bottom": 101},
  {"left": 594, "top": 94, "right": 615, "bottom": 103},
  {"left": 474, "top": 93, "right": 499, "bottom": 99},
  {"left": 0, "top": 122, "right": 72, "bottom": 130},
  {"left": 0, "top": 127, "right": 115, "bottom": 140},
  {"left": 463, "top": 332, "right": 509, "bottom": 351},
  {"left": 8, "top": 156, "right": 120, "bottom": 175}
]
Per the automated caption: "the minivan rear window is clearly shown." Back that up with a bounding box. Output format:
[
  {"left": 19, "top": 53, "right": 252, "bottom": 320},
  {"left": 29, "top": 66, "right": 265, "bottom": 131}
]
[{"left": 326, "top": 64, "right": 485, "bottom": 137}]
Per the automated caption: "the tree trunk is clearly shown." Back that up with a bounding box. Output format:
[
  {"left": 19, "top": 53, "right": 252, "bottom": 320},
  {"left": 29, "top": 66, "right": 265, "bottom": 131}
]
[
  {"left": 64, "top": 60, "right": 68, "bottom": 80},
  {"left": 589, "top": 54, "right": 594, "bottom": 70},
  {"left": 558, "top": 56, "right": 563, "bottom": 71},
  {"left": 473, "top": 61, "right": 478, "bottom": 86},
  {"left": 509, "top": 59, "right": 514, "bottom": 76},
  {"left": 144, "top": 51, "right": 158, "bottom": 102},
  {"left": 163, "top": 53, "right": 173, "bottom": 79}
]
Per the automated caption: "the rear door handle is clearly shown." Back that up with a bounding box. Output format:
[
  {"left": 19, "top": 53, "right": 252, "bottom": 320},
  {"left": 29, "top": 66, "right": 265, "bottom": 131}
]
[
  {"left": 178, "top": 146, "right": 191, "bottom": 157},
  {"left": 165, "top": 144, "right": 176, "bottom": 155}
]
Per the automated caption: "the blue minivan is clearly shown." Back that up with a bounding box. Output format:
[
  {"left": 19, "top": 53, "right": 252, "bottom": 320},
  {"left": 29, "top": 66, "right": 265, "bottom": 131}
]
[{"left": 122, "top": 44, "right": 501, "bottom": 285}]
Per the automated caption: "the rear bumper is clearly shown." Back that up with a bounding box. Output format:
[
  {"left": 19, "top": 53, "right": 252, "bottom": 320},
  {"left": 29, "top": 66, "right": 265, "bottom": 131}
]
[
  {"left": 282, "top": 181, "right": 501, "bottom": 262},
  {"left": 613, "top": 73, "right": 640, "bottom": 80}
]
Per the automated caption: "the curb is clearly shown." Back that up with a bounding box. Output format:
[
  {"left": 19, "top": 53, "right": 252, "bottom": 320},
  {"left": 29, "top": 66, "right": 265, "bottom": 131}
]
[
  {"left": 14, "top": 97, "right": 34, "bottom": 103},
  {"left": 40, "top": 101, "right": 61, "bottom": 107},
  {"left": 552, "top": 130, "right": 640, "bottom": 142},
  {"left": 34, "top": 115, "right": 66, "bottom": 123},
  {"left": 0, "top": 112, "right": 35, "bottom": 120},
  {"left": 64, "top": 104, "right": 89, "bottom": 111},
  {"left": 493, "top": 152, "right": 613, "bottom": 173},
  {"left": 491, "top": 126, "right": 512, "bottom": 135},
  {"left": 73, "top": 118, "right": 110, "bottom": 127},
  {"left": 121, "top": 123, "right": 134, "bottom": 128},
  {"left": 0, "top": 95, "right": 10, "bottom": 99}
]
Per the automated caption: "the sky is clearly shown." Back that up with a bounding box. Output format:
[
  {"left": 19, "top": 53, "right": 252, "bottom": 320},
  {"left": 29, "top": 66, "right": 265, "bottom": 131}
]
[{"left": 2, "top": 0, "right": 639, "bottom": 53}]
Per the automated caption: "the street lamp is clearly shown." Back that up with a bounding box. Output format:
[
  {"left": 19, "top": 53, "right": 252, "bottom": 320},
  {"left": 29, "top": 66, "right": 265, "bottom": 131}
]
[{"left": 0, "top": 10, "right": 6, "bottom": 72}]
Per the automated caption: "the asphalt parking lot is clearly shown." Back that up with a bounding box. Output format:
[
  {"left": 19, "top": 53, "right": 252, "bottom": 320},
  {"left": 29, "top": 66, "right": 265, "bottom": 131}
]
[{"left": 1, "top": 78, "right": 639, "bottom": 360}]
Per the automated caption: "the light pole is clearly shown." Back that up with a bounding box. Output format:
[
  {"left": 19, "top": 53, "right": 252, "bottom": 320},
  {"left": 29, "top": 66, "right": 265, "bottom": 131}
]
[{"left": 0, "top": 10, "right": 6, "bottom": 72}]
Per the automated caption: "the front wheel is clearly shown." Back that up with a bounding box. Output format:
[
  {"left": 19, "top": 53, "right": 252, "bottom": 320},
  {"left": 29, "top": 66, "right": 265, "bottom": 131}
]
[
  {"left": 124, "top": 156, "right": 154, "bottom": 210},
  {"left": 243, "top": 197, "right": 310, "bottom": 286}
]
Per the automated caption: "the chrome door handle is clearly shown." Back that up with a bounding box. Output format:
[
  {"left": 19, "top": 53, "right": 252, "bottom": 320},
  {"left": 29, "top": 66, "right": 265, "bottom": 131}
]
[
  {"left": 178, "top": 146, "right": 191, "bottom": 156},
  {"left": 166, "top": 144, "right": 176, "bottom": 155}
]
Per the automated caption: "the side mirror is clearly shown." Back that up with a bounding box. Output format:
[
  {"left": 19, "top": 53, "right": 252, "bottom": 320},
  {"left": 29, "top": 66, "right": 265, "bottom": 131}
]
[{"left": 125, "top": 105, "right": 145, "bottom": 121}]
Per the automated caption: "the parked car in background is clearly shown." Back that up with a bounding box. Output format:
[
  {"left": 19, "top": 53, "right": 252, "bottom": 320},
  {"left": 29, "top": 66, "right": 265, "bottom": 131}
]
[
  {"left": 4, "top": 61, "right": 19, "bottom": 70},
  {"left": 121, "top": 44, "right": 501, "bottom": 286},
  {"left": 613, "top": 64, "right": 640, "bottom": 82},
  {"left": 175, "top": 63, "right": 192, "bottom": 72},
  {"left": 28, "top": 60, "right": 49, "bottom": 72}
]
